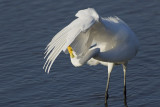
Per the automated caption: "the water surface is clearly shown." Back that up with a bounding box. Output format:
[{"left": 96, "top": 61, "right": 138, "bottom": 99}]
[{"left": 0, "top": 0, "right": 160, "bottom": 107}]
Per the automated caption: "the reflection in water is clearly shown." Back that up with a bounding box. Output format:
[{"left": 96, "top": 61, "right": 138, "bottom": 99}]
[
  {"left": 124, "top": 97, "right": 128, "bottom": 107},
  {"left": 104, "top": 92, "right": 128, "bottom": 107},
  {"left": 104, "top": 98, "right": 128, "bottom": 107},
  {"left": 105, "top": 101, "right": 108, "bottom": 107}
]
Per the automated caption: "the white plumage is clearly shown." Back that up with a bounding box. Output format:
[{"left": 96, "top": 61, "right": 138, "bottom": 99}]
[{"left": 43, "top": 8, "right": 139, "bottom": 103}]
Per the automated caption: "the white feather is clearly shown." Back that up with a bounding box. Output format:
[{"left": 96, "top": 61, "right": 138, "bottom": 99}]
[
  {"left": 44, "top": 8, "right": 139, "bottom": 73},
  {"left": 44, "top": 8, "right": 99, "bottom": 73}
]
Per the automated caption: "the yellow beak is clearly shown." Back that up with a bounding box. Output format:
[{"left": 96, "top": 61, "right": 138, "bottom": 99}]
[{"left": 67, "top": 46, "right": 74, "bottom": 58}]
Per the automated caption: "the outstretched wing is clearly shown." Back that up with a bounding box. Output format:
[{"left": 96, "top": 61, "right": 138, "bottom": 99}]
[{"left": 43, "top": 8, "right": 99, "bottom": 73}]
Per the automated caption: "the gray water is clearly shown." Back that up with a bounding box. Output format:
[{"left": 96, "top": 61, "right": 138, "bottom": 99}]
[{"left": 0, "top": 0, "right": 160, "bottom": 107}]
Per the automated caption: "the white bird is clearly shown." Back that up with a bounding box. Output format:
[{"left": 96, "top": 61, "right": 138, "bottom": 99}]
[{"left": 43, "top": 8, "right": 139, "bottom": 103}]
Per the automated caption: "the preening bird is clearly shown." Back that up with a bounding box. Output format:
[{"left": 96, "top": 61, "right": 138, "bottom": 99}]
[{"left": 43, "top": 8, "right": 139, "bottom": 103}]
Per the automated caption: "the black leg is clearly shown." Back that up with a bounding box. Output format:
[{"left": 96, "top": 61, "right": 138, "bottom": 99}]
[
  {"left": 105, "top": 63, "right": 114, "bottom": 104},
  {"left": 105, "top": 100, "right": 108, "bottom": 107},
  {"left": 105, "top": 73, "right": 110, "bottom": 103},
  {"left": 124, "top": 96, "right": 128, "bottom": 107},
  {"left": 123, "top": 70, "right": 126, "bottom": 99},
  {"left": 123, "top": 62, "right": 128, "bottom": 107},
  {"left": 124, "top": 84, "right": 128, "bottom": 107}
]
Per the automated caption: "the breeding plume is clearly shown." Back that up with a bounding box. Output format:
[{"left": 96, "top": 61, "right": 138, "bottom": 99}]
[{"left": 43, "top": 8, "right": 139, "bottom": 103}]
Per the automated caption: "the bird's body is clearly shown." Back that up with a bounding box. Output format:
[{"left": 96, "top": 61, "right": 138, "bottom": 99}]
[
  {"left": 69, "top": 17, "right": 138, "bottom": 67},
  {"left": 43, "top": 8, "right": 139, "bottom": 104}
]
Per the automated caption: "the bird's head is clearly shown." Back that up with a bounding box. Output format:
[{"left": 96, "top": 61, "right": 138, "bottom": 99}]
[{"left": 67, "top": 46, "right": 75, "bottom": 58}]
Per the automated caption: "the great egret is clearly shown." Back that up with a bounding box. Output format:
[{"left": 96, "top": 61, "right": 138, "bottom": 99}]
[{"left": 43, "top": 8, "right": 139, "bottom": 103}]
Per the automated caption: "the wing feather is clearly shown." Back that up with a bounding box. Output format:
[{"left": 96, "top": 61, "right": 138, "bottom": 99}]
[{"left": 44, "top": 8, "right": 99, "bottom": 73}]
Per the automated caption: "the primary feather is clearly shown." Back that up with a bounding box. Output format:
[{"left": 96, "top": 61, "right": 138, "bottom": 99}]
[{"left": 44, "top": 8, "right": 99, "bottom": 73}]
